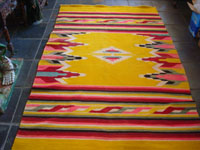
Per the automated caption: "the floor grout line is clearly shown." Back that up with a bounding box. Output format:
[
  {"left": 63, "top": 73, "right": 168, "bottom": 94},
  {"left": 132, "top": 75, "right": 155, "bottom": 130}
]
[{"left": 1, "top": 124, "right": 12, "bottom": 150}]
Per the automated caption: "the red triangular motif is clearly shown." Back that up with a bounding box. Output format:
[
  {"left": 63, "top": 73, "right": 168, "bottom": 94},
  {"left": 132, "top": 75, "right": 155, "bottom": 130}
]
[
  {"left": 105, "top": 49, "right": 120, "bottom": 53},
  {"left": 105, "top": 56, "right": 121, "bottom": 62}
]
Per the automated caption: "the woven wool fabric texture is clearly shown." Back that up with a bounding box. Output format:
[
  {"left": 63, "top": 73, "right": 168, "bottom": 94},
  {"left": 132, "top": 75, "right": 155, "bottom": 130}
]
[{"left": 13, "top": 5, "right": 200, "bottom": 150}]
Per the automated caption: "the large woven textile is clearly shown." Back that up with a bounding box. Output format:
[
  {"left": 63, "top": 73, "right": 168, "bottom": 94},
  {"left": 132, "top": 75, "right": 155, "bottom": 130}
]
[{"left": 13, "top": 5, "right": 200, "bottom": 150}]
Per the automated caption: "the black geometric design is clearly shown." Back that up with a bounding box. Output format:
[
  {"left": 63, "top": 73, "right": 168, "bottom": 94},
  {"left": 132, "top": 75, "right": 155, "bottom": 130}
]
[
  {"left": 138, "top": 41, "right": 170, "bottom": 52},
  {"left": 143, "top": 70, "right": 182, "bottom": 85},
  {"left": 56, "top": 32, "right": 86, "bottom": 38},
  {"left": 46, "top": 52, "right": 85, "bottom": 64},
  {"left": 54, "top": 52, "right": 83, "bottom": 61}
]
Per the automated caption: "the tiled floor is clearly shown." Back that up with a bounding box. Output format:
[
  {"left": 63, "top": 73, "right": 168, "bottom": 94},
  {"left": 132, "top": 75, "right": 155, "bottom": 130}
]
[{"left": 0, "top": 0, "right": 200, "bottom": 149}]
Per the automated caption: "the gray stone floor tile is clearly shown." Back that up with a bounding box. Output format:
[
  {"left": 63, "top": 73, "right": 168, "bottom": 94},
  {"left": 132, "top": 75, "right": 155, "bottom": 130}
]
[
  {"left": 43, "top": 0, "right": 57, "bottom": 9},
  {"left": 50, "top": 9, "right": 59, "bottom": 22},
  {"left": 191, "top": 90, "right": 200, "bottom": 101},
  {"left": 12, "top": 88, "right": 31, "bottom": 123},
  {"left": 36, "top": 40, "right": 48, "bottom": 60},
  {"left": 79, "top": 0, "right": 105, "bottom": 5},
  {"left": 24, "top": 60, "right": 40, "bottom": 88},
  {"left": 174, "top": 42, "right": 200, "bottom": 63},
  {"left": 128, "top": 0, "right": 154, "bottom": 6},
  {"left": 55, "top": 0, "right": 81, "bottom": 8},
  {"left": 110, "top": 0, "right": 129, "bottom": 6},
  {"left": 4, "top": 125, "right": 18, "bottom": 150},
  {"left": 159, "top": 11, "right": 187, "bottom": 25},
  {"left": 15, "top": 60, "right": 34, "bottom": 87},
  {"left": 43, "top": 21, "right": 56, "bottom": 39},
  {"left": 42, "top": 9, "right": 53, "bottom": 23},
  {"left": 104, "top": 0, "right": 114, "bottom": 5},
  {"left": 13, "top": 23, "right": 47, "bottom": 39},
  {"left": 12, "top": 39, "right": 41, "bottom": 59},
  {"left": 165, "top": 24, "right": 195, "bottom": 42},
  {"left": 0, "top": 125, "right": 9, "bottom": 149},
  {"left": 152, "top": 0, "right": 177, "bottom": 12},
  {"left": 182, "top": 62, "right": 200, "bottom": 90}
]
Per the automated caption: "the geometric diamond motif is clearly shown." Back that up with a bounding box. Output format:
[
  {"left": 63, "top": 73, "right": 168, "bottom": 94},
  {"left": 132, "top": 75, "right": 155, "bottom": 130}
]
[{"left": 94, "top": 46, "right": 132, "bottom": 64}]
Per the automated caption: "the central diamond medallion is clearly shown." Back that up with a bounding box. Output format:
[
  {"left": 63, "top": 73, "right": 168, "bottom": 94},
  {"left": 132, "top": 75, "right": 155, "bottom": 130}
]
[{"left": 94, "top": 46, "right": 132, "bottom": 64}]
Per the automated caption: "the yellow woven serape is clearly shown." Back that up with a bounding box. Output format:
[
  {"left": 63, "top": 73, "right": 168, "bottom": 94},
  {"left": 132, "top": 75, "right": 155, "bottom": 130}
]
[{"left": 12, "top": 5, "right": 200, "bottom": 150}]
